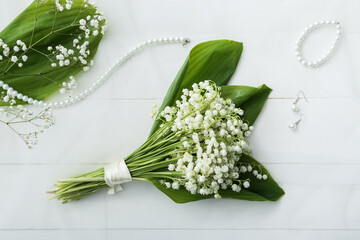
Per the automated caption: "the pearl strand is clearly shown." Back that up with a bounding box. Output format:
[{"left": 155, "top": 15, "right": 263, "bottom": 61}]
[
  {"left": 0, "top": 37, "right": 190, "bottom": 108},
  {"left": 295, "top": 21, "right": 341, "bottom": 68}
]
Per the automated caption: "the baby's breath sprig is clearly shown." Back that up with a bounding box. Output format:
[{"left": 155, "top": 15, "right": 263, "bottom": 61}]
[
  {"left": 49, "top": 81, "right": 269, "bottom": 203},
  {"left": 0, "top": 91, "right": 55, "bottom": 149}
]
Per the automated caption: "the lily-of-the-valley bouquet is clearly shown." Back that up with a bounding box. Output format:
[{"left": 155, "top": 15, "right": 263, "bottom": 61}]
[
  {"left": 0, "top": 0, "right": 106, "bottom": 148},
  {"left": 48, "top": 40, "right": 285, "bottom": 204}
]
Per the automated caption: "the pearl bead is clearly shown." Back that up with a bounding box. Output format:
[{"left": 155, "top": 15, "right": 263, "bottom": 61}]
[
  {"left": 2, "top": 84, "right": 9, "bottom": 90},
  {"left": 0, "top": 81, "right": 3, "bottom": 86},
  {"left": 288, "top": 123, "right": 297, "bottom": 130},
  {"left": 291, "top": 104, "right": 299, "bottom": 112}
]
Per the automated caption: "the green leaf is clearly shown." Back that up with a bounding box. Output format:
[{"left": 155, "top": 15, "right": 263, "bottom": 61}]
[
  {"left": 221, "top": 84, "right": 272, "bottom": 125},
  {"left": 149, "top": 154, "right": 284, "bottom": 203},
  {"left": 0, "top": 0, "right": 105, "bottom": 105},
  {"left": 149, "top": 40, "right": 243, "bottom": 136},
  {"left": 220, "top": 154, "right": 285, "bottom": 202}
]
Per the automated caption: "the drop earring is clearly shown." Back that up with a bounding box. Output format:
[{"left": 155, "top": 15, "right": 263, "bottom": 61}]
[
  {"left": 291, "top": 97, "right": 300, "bottom": 112},
  {"left": 291, "top": 91, "right": 308, "bottom": 112},
  {"left": 288, "top": 114, "right": 303, "bottom": 130}
]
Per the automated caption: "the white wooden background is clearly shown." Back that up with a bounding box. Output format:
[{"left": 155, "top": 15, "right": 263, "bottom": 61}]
[{"left": 1, "top": 0, "right": 359, "bottom": 239}]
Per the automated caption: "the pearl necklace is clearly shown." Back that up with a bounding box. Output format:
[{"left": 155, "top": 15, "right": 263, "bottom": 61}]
[
  {"left": 295, "top": 21, "right": 341, "bottom": 67},
  {"left": 0, "top": 37, "right": 190, "bottom": 108}
]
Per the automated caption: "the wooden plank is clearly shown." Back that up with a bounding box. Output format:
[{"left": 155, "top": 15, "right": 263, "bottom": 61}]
[
  {"left": 1, "top": 229, "right": 360, "bottom": 240},
  {"left": 0, "top": 164, "right": 359, "bottom": 230}
]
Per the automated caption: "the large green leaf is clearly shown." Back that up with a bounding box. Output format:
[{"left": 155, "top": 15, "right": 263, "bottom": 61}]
[
  {"left": 0, "top": 0, "right": 105, "bottom": 105},
  {"left": 221, "top": 84, "right": 272, "bottom": 125},
  {"left": 149, "top": 40, "right": 243, "bottom": 136},
  {"left": 149, "top": 154, "right": 284, "bottom": 203}
]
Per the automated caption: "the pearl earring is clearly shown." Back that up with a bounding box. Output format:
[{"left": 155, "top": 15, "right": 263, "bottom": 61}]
[
  {"left": 288, "top": 114, "right": 303, "bottom": 130},
  {"left": 291, "top": 91, "right": 308, "bottom": 112}
]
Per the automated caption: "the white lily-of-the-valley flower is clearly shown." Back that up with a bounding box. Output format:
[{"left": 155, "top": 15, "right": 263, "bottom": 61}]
[{"left": 156, "top": 81, "right": 268, "bottom": 198}]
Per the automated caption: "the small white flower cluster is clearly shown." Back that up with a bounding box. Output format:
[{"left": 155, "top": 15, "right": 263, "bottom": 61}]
[
  {"left": 0, "top": 92, "right": 55, "bottom": 149},
  {"left": 1, "top": 92, "right": 16, "bottom": 105},
  {"left": 55, "top": 0, "right": 73, "bottom": 11},
  {"left": 60, "top": 76, "right": 77, "bottom": 95},
  {"left": 51, "top": 44, "right": 74, "bottom": 67},
  {"left": 79, "top": 12, "right": 106, "bottom": 37},
  {"left": 46, "top": 1, "right": 107, "bottom": 95},
  {"left": 0, "top": 39, "right": 28, "bottom": 68},
  {"left": 158, "top": 81, "right": 267, "bottom": 198},
  {"left": 49, "top": 40, "right": 95, "bottom": 71}
]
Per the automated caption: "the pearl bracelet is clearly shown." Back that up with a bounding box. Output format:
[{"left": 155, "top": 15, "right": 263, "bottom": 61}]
[
  {"left": 295, "top": 21, "right": 341, "bottom": 68},
  {"left": 0, "top": 37, "right": 190, "bottom": 108}
]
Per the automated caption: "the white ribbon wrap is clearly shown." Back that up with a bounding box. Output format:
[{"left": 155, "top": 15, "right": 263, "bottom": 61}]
[{"left": 104, "top": 159, "right": 132, "bottom": 194}]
